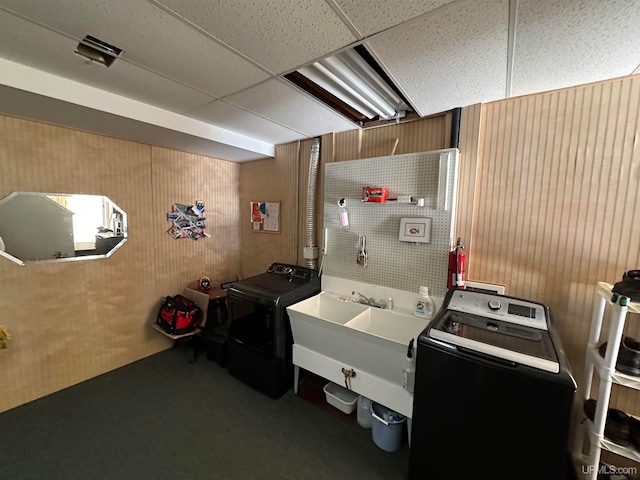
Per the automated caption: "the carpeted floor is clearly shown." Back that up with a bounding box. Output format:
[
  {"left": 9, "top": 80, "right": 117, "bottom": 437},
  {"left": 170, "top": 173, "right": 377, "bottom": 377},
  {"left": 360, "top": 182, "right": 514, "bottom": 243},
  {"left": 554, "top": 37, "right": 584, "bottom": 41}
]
[{"left": 0, "top": 345, "right": 410, "bottom": 480}]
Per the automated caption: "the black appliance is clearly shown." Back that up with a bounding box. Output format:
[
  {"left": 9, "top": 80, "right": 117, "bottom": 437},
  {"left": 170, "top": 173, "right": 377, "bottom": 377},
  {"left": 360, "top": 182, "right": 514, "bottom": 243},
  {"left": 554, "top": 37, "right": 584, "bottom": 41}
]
[
  {"left": 409, "top": 289, "right": 576, "bottom": 480},
  {"left": 226, "top": 263, "right": 320, "bottom": 398}
]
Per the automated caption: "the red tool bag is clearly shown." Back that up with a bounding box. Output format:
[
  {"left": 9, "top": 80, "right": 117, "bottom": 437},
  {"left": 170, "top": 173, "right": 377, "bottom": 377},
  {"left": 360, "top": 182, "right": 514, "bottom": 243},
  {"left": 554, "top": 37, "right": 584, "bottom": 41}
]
[{"left": 156, "top": 294, "right": 201, "bottom": 335}]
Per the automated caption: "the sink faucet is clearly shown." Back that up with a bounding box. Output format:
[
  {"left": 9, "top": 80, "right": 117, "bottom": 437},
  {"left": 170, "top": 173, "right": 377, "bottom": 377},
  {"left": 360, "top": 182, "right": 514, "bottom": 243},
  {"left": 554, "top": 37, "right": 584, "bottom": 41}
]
[
  {"left": 351, "top": 291, "right": 392, "bottom": 309},
  {"left": 351, "top": 291, "right": 372, "bottom": 305}
]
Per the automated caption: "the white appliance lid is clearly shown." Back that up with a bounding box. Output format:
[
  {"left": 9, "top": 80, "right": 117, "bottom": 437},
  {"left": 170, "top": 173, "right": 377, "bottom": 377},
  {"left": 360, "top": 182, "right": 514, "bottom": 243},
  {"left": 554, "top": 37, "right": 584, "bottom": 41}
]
[{"left": 428, "top": 310, "right": 559, "bottom": 373}]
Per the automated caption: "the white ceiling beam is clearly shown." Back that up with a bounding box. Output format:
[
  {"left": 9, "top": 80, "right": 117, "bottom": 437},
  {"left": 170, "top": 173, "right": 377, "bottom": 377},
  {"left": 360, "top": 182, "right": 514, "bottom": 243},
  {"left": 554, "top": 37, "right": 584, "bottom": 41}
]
[{"left": 0, "top": 58, "right": 275, "bottom": 159}]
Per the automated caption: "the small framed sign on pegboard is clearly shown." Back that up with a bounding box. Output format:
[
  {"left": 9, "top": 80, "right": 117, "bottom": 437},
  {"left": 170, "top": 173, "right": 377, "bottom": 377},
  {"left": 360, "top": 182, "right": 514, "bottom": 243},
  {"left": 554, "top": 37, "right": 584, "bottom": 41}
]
[{"left": 399, "top": 217, "right": 432, "bottom": 243}]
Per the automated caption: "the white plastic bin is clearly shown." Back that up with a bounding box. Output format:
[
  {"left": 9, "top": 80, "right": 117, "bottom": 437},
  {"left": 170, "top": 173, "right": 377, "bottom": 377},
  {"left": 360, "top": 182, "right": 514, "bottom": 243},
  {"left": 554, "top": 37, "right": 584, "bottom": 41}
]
[
  {"left": 357, "top": 395, "right": 372, "bottom": 428},
  {"left": 323, "top": 382, "right": 358, "bottom": 414},
  {"left": 370, "top": 402, "right": 406, "bottom": 452}
]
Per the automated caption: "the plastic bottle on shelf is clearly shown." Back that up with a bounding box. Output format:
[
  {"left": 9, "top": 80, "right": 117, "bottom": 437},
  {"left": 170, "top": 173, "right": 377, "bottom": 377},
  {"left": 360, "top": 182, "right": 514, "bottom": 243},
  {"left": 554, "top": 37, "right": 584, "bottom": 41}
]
[
  {"left": 337, "top": 198, "right": 349, "bottom": 228},
  {"left": 414, "top": 286, "right": 436, "bottom": 320}
]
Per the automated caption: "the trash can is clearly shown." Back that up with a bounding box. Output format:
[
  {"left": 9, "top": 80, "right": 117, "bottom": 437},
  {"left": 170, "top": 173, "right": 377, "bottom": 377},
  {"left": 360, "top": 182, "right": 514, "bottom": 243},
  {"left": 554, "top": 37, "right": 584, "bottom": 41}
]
[
  {"left": 357, "top": 395, "right": 372, "bottom": 428},
  {"left": 370, "top": 402, "right": 406, "bottom": 452}
]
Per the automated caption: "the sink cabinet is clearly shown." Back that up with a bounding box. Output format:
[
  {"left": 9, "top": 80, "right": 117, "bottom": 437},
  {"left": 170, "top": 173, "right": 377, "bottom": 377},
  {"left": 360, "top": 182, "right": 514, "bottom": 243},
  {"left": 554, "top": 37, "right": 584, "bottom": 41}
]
[
  {"left": 292, "top": 345, "right": 415, "bottom": 418},
  {"left": 287, "top": 289, "right": 429, "bottom": 418}
]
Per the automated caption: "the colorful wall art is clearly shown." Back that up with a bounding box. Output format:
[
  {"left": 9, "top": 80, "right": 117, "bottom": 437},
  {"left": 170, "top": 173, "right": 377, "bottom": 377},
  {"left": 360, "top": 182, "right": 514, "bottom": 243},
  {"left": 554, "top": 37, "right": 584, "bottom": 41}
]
[
  {"left": 250, "top": 202, "right": 279, "bottom": 233},
  {"left": 167, "top": 201, "right": 207, "bottom": 240}
]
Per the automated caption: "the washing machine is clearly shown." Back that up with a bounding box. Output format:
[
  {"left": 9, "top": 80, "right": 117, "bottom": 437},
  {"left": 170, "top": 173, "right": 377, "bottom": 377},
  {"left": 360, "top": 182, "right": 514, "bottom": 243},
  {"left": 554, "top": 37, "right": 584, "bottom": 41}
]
[{"left": 409, "top": 288, "right": 576, "bottom": 480}]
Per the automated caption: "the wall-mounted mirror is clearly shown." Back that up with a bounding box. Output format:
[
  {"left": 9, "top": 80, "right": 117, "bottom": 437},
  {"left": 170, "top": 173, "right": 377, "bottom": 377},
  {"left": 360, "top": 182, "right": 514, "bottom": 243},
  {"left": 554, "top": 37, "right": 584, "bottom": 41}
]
[{"left": 0, "top": 192, "right": 127, "bottom": 265}]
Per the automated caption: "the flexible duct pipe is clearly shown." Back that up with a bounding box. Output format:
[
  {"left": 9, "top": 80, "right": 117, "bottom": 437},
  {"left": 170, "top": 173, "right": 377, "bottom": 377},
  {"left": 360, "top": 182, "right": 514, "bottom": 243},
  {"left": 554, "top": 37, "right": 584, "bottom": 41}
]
[
  {"left": 304, "top": 137, "right": 321, "bottom": 270},
  {"left": 450, "top": 107, "right": 461, "bottom": 149}
]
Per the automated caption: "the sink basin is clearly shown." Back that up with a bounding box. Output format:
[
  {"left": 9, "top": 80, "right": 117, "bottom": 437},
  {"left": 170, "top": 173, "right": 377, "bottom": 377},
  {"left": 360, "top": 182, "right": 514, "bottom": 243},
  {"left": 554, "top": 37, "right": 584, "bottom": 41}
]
[
  {"left": 341, "top": 308, "right": 427, "bottom": 383},
  {"left": 287, "top": 291, "right": 429, "bottom": 385},
  {"left": 287, "top": 291, "right": 368, "bottom": 326},
  {"left": 345, "top": 308, "right": 428, "bottom": 346},
  {"left": 287, "top": 292, "right": 369, "bottom": 361}
]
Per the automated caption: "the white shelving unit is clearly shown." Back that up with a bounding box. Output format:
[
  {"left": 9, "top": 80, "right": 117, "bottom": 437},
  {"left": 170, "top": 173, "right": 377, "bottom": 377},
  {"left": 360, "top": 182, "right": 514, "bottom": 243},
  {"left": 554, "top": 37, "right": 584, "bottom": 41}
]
[{"left": 573, "top": 282, "right": 640, "bottom": 479}]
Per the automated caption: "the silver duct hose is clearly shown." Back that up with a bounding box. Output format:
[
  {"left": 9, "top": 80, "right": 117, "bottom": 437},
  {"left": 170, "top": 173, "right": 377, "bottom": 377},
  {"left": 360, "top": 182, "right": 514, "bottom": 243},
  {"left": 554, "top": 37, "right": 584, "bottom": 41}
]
[{"left": 304, "top": 137, "right": 321, "bottom": 270}]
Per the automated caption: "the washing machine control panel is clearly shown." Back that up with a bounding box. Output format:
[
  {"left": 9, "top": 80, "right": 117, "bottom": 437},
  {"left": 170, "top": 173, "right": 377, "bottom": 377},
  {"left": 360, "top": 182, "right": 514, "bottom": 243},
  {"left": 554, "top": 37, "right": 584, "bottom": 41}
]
[
  {"left": 267, "top": 263, "right": 316, "bottom": 281},
  {"left": 447, "top": 290, "right": 548, "bottom": 330}
]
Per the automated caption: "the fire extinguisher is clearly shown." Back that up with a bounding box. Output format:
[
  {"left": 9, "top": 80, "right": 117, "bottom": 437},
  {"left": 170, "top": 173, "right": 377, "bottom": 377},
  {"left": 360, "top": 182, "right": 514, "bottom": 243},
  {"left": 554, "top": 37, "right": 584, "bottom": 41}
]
[{"left": 447, "top": 237, "right": 467, "bottom": 290}]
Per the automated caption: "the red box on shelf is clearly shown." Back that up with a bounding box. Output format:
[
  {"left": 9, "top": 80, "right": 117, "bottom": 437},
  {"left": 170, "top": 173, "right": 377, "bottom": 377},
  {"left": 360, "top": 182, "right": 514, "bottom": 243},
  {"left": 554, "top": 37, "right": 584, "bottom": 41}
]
[{"left": 362, "top": 187, "right": 389, "bottom": 203}]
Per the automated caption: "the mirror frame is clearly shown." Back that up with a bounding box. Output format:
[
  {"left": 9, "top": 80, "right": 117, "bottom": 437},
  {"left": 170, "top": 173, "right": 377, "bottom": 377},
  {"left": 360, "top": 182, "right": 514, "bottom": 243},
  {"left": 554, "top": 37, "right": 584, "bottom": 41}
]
[{"left": 0, "top": 191, "right": 128, "bottom": 266}]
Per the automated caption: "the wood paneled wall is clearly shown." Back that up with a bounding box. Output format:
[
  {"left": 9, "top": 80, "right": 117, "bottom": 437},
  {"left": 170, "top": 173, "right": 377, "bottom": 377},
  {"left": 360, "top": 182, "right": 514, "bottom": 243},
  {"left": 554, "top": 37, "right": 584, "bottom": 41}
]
[
  {"left": 151, "top": 147, "right": 240, "bottom": 288},
  {"left": 239, "top": 141, "right": 309, "bottom": 278},
  {"left": 0, "top": 115, "right": 241, "bottom": 413},
  {"left": 459, "top": 75, "right": 640, "bottom": 413},
  {"left": 455, "top": 103, "right": 482, "bottom": 246}
]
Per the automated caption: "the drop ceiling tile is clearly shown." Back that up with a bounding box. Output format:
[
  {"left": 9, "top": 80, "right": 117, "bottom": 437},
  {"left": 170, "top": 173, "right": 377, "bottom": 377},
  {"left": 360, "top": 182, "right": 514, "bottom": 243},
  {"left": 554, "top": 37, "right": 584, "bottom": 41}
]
[
  {"left": 155, "top": 0, "right": 358, "bottom": 73},
  {"left": 0, "top": 0, "right": 269, "bottom": 97},
  {"left": 334, "top": 0, "right": 456, "bottom": 37},
  {"left": 511, "top": 0, "right": 640, "bottom": 97},
  {"left": 188, "top": 100, "right": 307, "bottom": 144},
  {"left": 225, "top": 79, "right": 358, "bottom": 137},
  {"left": 0, "top": 9, "right": 214, "bottom": 114},
  {"left": 367, "top": 0, "right": 509, "bottom": 116}
]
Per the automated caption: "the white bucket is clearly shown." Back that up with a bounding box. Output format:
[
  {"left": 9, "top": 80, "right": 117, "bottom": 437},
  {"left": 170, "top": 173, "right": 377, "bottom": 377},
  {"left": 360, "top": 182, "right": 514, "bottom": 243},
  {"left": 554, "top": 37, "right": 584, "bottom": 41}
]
[{"left": 357, "top": 395, "right": 372, "bottom": 428}]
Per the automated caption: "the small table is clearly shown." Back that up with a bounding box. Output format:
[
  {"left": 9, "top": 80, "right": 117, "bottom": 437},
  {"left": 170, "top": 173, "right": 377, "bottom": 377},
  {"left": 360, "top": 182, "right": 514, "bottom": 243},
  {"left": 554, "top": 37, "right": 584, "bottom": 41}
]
[{"left": 151, "top": 323, "right": 201, "bottom": 363}]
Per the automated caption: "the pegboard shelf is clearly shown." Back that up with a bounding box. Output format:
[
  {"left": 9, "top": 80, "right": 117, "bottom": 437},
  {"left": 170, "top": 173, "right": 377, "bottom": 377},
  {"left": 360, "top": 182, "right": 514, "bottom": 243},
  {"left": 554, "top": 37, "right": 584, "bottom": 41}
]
[{"left": 322, "top": 149, "right": 458, "bottom": 297}]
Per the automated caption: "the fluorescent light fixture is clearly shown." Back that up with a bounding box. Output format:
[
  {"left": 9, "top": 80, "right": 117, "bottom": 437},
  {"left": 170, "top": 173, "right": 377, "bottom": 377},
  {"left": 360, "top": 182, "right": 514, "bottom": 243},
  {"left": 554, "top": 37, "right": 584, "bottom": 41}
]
[{"left": 287, "top": 47, "right": 412, "bottom": 123}]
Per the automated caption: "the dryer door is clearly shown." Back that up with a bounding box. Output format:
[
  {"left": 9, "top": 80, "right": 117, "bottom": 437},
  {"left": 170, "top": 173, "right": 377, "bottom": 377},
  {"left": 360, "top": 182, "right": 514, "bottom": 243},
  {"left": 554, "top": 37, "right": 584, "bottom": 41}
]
[{"left": 228, "top": 294, "right": 275, "bottom": 359}]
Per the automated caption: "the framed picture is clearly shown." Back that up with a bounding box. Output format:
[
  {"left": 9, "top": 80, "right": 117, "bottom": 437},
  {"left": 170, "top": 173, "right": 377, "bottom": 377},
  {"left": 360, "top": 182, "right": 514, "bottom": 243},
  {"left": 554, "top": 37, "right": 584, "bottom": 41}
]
[
  {"left": 250, "top": 201, "right": 280, "bottom": 233},
  {"left": 399, "top": 217, "right": 432, "bottom": 243}
]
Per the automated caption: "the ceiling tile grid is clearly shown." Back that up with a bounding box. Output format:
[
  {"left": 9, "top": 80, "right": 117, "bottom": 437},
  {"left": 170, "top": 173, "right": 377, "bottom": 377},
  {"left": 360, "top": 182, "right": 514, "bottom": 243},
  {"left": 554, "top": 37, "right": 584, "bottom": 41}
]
[
  {"left": 225, "top": 79, "right": 358, "bottom": 137},
  {"left": 332, "top": 0, "right": 457, "bottom": 37},
  {"left": 0, "top": 0, "right": 271, "bottom": 97},
  {"left": 188, "top": 100, "right": 308, "bottom": 144},
  {"left": 1, "top": 0, "right": 640, "bottom": 161},
  {"left": 154, "top": 0, "right": 358, "bottom": 74},
  {"left": 366, "top": 0, "right": 510, "bottom": 116},
  {"left": 0, "top": 8, "right": 215, "bottom": 114},
  {"left": 511, "top": 0, "right": 640, "bottom": 97}
]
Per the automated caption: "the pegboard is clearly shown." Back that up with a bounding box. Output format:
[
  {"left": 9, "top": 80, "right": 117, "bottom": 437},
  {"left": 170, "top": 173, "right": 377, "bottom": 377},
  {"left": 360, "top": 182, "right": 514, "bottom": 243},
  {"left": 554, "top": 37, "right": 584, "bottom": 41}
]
[{"left": 322, "top": 149, "right": 458, "bottom": 297}]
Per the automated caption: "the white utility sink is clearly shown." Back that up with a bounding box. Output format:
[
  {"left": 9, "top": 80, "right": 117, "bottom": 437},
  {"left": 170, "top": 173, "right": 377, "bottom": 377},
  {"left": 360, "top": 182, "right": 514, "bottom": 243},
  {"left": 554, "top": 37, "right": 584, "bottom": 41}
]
[{"left": 287, "top": 291, "right": 429, "bottom": 385}]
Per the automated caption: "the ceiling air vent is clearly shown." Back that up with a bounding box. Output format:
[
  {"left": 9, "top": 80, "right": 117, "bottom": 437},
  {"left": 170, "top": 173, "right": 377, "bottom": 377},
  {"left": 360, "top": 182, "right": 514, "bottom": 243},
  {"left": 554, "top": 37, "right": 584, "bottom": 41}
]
[
  {"left": 74, "top": 35, "right": 123, "bottom": 67},
  {"left": 284, "top": 45, "right": 415, "bottom": 127}
]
